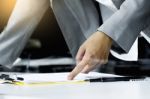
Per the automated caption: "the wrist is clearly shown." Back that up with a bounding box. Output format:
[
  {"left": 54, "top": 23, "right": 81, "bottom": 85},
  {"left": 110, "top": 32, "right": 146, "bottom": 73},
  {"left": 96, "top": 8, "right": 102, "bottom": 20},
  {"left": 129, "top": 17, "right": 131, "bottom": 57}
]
[{"left": 96, "top": 31, "right": 113, "bottom": 46}]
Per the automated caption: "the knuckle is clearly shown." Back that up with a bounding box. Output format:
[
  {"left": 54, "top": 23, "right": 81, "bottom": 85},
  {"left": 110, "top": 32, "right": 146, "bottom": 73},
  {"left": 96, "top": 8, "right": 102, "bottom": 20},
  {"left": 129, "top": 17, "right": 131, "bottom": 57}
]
[
  {"left": 92, "top": 59, "right": 100, "bottom": 64},
  {"left": 97, "top": 59, "right": 102, "bottom": 64},
  {"left": 102, "top": 59, "right": 108, "bottom": 64},
  {"left": 97, "top": 59, "right": 108, "bottom": 64}
]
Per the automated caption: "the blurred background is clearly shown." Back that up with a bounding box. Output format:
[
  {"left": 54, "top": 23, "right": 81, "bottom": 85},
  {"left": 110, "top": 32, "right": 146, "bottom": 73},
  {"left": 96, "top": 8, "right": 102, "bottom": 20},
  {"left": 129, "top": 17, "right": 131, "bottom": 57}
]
[
  {"left": 0, "top": 0, "right": 150, "bottom": 76},
  {"left": 0, "top": 0, "right": 70, "bottom": 58},
  {"left": 0, "top": 0, "right": 73, "bottom": 73}
]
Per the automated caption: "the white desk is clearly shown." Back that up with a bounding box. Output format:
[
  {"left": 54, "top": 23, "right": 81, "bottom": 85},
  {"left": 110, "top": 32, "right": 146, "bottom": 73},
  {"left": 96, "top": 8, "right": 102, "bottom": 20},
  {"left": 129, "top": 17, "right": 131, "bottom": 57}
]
[{"left": 0, "top": 73, "right": 150, "bottom": 99}]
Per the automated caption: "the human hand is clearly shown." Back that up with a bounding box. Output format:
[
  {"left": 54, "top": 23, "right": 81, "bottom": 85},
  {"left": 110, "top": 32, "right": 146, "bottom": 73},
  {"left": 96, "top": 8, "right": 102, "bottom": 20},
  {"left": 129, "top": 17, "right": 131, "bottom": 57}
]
[{"left": 68, "top": 31, "right": 112, "bottom": 80}]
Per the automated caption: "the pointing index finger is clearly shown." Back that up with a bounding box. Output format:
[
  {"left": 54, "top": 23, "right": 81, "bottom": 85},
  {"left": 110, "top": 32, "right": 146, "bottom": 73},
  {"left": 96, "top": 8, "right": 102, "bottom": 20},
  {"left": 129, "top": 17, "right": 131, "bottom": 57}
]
[{"left": 68, "top": 59, "right": 89, "bottom": 80}]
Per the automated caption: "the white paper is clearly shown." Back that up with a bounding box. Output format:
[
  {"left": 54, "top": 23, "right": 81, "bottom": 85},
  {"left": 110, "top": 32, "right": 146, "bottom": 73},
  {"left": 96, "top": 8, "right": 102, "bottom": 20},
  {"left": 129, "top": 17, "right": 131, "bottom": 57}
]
[
  {"left": 16, "top": 72, "right": 120, "bottom": 83},
  {"left": 0, "top": 72, "right": 120, "bottom": 84}
]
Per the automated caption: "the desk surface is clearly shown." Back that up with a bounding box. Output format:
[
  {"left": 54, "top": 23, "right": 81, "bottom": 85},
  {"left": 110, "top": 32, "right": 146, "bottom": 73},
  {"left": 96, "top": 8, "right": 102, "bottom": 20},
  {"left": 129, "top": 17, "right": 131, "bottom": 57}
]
[{"left": 0, "top": 73, "right": 150, "bottom": 99}]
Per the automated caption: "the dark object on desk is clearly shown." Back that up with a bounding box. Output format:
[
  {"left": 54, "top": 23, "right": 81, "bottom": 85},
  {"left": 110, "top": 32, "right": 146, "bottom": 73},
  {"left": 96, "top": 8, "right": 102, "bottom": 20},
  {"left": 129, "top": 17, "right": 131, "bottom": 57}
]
[
  {"left": 17, "top": 77, "right": 24, "bottom": 81},
  {"left": 5, "top": 78, "right": 15, "bottom": 81},
  {"left": 85, "top": 76, "right": 146, "bottom": 82},
  {"left": 0, "top": 74, "right": 24, "bottom": 82},
  {"left": 0, "top": 74, "right": 15, "bottom": 82},
  {"left": 0, "top": 74, "right": 9, "bottom": 79}
]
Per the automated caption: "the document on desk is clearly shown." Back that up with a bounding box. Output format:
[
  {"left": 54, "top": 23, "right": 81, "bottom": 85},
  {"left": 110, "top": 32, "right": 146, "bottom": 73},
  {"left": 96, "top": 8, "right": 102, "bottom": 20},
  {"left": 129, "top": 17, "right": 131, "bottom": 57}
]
[
  {"left": 0, "top": 72, "right": 118, "bottom": 86},
  {"left": 14, "top": 72, "right": 120, "bottom": 85}
]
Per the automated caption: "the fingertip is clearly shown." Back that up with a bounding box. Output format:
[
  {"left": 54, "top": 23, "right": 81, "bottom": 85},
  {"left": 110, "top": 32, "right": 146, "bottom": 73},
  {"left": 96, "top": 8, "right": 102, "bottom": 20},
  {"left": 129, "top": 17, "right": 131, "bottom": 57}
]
[
  {"left": 68, "top": 59, "right": 88, "bottom": 80},
  {"left": 67, "top": 73, "right": 75, "bottom": 80}
]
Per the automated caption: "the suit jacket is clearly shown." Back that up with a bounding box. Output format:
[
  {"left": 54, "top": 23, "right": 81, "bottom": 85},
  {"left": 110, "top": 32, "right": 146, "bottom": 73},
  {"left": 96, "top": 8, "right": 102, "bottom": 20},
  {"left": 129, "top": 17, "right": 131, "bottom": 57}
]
[
  {"left": 52, "top": 0, "right": 100, "bottom": 57},
  {"left": 98, "top": 0, "right": 150, "bottom": 52},
  {"left": 53, "top": 0, "right": 150, "bottom": 56}
]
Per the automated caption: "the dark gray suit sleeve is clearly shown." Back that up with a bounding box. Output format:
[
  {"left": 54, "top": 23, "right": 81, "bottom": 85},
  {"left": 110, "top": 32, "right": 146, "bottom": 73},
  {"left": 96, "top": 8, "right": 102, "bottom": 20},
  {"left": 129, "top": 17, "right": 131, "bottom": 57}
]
[{"left": 98, "top": 0, "right": 150, "bottom": 52}]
